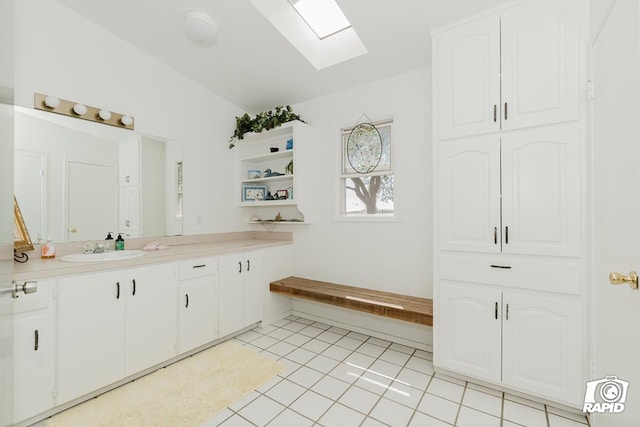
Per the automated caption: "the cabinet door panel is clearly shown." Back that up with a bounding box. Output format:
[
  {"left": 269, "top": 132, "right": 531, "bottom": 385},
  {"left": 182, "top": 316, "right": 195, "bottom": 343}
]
[
  {"left": 218, "top": 253, "right": 245, "bottom": 337},
  {"left": 243, "top": 252, "right": 263, "bottom": 326},
  {"left": 125, "top": 264, "right": 177, "bottom": 376},
  {"left": 501, "top": 124, "right": 580, "bottom": 256},
  {"left": 435, "top": 15, "right": 500, "bottom": 139},
  {"left": 57, "top": 271, "right": 125, "bottom": 404},
  {"left": 178, "top": 276, "right": 217, "bottom": 354},
  {"left": 438, "top": 136, "right": 501, "bottom": 253},
  {"left": 502, "top": 291, "right": 582, "bottom": 405},
  {"left": 437, "top": 281, "right": 501, "bottom": 382},
  {"left": 501, "top": 0, "right": 579, "bottom": 129}
]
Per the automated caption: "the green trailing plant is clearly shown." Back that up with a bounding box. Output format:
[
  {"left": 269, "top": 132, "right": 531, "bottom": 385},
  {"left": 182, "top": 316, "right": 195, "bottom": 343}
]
[{"left": 229, "top": 105, "right": 304, "bottom": 148}]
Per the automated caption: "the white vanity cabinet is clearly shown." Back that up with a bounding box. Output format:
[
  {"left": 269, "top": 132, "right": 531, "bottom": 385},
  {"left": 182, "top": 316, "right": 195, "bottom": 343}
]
[
  {"left": 12, "top": 279, "right": 56, "bottom": 424},
  {"left": 434, "top": 0, "right": 579, "bottom": 140},
  {"left": 56, "top": 263, "right": 177, "bottom": 404},
  {"left": 177, "top": 257, "right": 218, "bottom": 354},
  {"left": 218, "top": 251, "right": 263, "bottom": 337}
]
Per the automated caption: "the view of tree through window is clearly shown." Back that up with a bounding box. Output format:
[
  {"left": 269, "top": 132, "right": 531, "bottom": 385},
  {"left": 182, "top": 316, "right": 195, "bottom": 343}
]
[{"left": 341, "top": 120, "right": 394, "bottom": 215}]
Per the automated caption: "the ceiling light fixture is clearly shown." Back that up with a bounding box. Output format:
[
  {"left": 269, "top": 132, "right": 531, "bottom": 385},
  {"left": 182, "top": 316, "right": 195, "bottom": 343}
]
[
  {"left": 287, "top": 0, "right": 351, "bottom": 39},
  {"left": 183, "top": 10, "right": 219, "bottom": 47}
]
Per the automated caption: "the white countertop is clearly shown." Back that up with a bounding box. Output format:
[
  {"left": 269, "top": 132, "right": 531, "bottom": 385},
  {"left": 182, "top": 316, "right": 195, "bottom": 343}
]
[{"left": 14, "top": 232, "right": 292, "bottom": 281}]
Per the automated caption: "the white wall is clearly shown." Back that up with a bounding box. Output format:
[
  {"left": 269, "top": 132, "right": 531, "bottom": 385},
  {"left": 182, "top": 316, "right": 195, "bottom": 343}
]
[
  {"left": 14, "top": 0, "right": 247, "bottom": 235},
  {"left": 291, "top": 67, "right": 433, "bottom": 299}
]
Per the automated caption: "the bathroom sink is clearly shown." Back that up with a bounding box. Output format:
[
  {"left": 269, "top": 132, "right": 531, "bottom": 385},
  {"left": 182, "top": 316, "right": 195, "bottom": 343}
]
[{"left": 59, "top": 250, "right": 146, "bottom": 263}]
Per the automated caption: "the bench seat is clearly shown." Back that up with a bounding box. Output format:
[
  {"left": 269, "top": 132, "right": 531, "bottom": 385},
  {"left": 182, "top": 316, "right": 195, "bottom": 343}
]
[{"left": 269, "top": 276, "right": 433, "bottom": 326}]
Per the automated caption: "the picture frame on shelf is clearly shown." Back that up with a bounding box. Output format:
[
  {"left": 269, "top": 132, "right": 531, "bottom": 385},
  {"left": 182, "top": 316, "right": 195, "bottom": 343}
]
[
  {"left": 275, "top": 189, "right": 288, "bottom": 200},
  {"left": 242, "top": 185, "right": 267, "bottom": 201}
]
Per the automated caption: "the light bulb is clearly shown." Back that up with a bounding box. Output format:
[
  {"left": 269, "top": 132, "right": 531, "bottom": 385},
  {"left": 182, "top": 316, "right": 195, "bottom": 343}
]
[
  {"left": 73, "top": 104, "right": 87, "bottom": 115},
  {"left": 120, "top": 115, "right": 133, "bottom": 126},
  {"left": 98, "top": 110, "right": 112, "bottom": 121},
  {"left": 44, "top": 96, "right": 60, "bottom": 108}
]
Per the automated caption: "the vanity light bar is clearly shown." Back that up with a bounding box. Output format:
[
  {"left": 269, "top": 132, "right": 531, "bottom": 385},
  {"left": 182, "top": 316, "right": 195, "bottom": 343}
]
[{"left": 34, "top": 93, "right": 135, "bottom": 130}]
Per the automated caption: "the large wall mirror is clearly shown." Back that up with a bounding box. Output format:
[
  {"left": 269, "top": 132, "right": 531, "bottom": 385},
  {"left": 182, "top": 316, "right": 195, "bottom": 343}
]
[{"left": 14, "top": 107, "right": 183, "bottom": 244}]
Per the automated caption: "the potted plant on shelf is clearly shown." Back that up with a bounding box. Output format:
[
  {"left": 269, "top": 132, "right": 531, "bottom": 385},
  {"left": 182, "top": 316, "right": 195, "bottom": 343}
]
[{"left": 228, "top": 105, "right": 304, "bottom": 148}]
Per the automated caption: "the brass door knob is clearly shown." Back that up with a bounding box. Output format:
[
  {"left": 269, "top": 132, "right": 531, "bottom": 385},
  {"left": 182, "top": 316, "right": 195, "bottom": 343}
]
[
  {"left": 609, "top": 271, "right": 639, "bottom": 290},
  {"left": 69, "top": 227, "right": 77, "bottom": 233}
]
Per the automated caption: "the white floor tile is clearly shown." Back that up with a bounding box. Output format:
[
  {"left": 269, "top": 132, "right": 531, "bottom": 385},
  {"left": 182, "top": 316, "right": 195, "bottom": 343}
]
[
  {"left": 285, "top": 347, "right": 316, "bottom": 365},
  {"left": 433, "top": 372, "right": 466, "bottom": 386},
  {"left": 379, "top": 348, "right": 412, "bottom": 366},
  {"left": 335, "top": 336, "right": 363, "bottom": 350},
  {"left": 370, "top": 397, "right": 414, "bottom": 426},
  {"left": 218, "top": 414, "right": 256, "bottom": 427},
  {"left": 417, "top": 393, "right": 460, "bottom": 424},
  {"left": 203, "top": 408, "right": 233, "bottom": 426},
  {"left": 287, "top": 365, "right": 324, "bottom": 388},
  {"left": 405, "top": 355, "right": 435, "bottom": 375},
  {"left": 301, "top": 338, "right": 331, "bottom": 353},
  {"left": 251, "top": 335, "right": 279, "bottom": 349},
  {"left": 384, "top": 379, "right": 423, "bottom": 409},
  {"left": 466, "top": 382, "right": 503, "bottom": 397},
  {"left": 395, "top": 366, "right": 432, "bottom": 391},
  {"left": 504, "top": 393, "right": 546, "bottom": 410},
  {"left": 369, "top": 359, "right": 403, "bottom": 380},
  {"left": 317, "top": 344, "right": 349, "bottom": 360},
  {"left": 228, "top": 390, "right": 260, "bottom": 411},
  {"left": 328, "top": 361, "right": 364, "bottom": 384},
  {"left": 282, "top": 333, "right": 311, "bottom": 346},
  {"left": 238, "top": 395, "right": 285, "bottom": 426},
  {"left": 414, "top": 349, "right": 433, "bottom": 360},
  {"left": 289, "top": 390, "right": 333, "bottom": 421},
  {"left": 456, "top": 406, "right": 501, "bottom": 427},
  {"left": 265, "top": 379, "right": 306, "bottom": 406},
  {"left": 338, "top": 385, "right": 381, "bottom": 414},
  {"left": 271, "top": 319, "right": 290, "bottom": 327},
  {"left": 256, "top": 375, "right": 282, "bottom": 393},
  {"left": 367, "top": 337, "right": 391, "bottom": 347},
  {"left": 282, "top": 321, "right": 307, "bottom": 332},
  {"left": 389, "top": 342, "right": 415, "bottom": 355},
  {"left": 264, "top": 328, "right": 293, "bottom": 340},
  {"left": 296, "top": 317, "right": 315, "bottom": 325},
  {"left": 360, "top": 417, "right": 388, "bottom": 427},
  {"left": 546, "top": 406, "right": 588, "bottom": 424},
  {"left": 503, "top": 400, "right": 547, "bottom": 426},
  {"left": 344, "top": 351, "right": 376, "bottom": 370},
  {"left": 298, "top": 325, "right": 324, "bottom": 337},
  {"left": 235, "top": 330, "right": 262, "bottom": 343},
  {"left": 267, "top": 341, "right": 297, "bottom": 357},
  {"left": 427, "top": 377, "right": 465, "bottom": 403},
  {"left": 276, "top": 358, "right": 301, "bottom": 378},
  {"left": 311, "top": 375, "right": 351, "bottom": 400},
  {"left": 548, "top": 413, "right": 590, "bottom": 427},
  {"left": 328, "top": 326, "right": 350, "bottom": 335},
  {"left": 266, "top": 409, "right": 314, "bottom": 427},
  {"left": 311, "top": 321, "right": 331, "bottom": 330},
  {"left": 319, "top": 403, "right": 366, "bottom": 427},
  {"left": 462, "top": 387, "right": 503, "bottom": 417},
  {"left": 306, "top": 354, "right": 340, "bottom": 374},
  {"left": 356, "top": 342, "right": 386, "bottom": 358},
  {"left": 354, "top": 373, "right": 393, "bottom": 395},
  {"left": 316, "top": 330, "right": 344, "bottom": 344},
  {"left": 408, "top": 410, "right": 453, "bottom": 427},
  {"left": 346, "top": 331, "right": 369, "bottom": 341}
]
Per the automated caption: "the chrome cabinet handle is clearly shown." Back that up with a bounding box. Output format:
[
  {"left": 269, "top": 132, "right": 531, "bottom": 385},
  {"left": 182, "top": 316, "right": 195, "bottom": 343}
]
[
  {"left": 494, "top": 302, "right": 498, "bottom": 320},
  {"left": 493, "top": 105, "right": 497, "bottom": 122},
  {"left": 504, "top": 102, "right": 508, "bottom": 120},
  {"left": 505, "top": 303, "right": 509, "bottom": 320},
  {"left": 34, "top": 329, "right": 39, "bottom": 351},
  {"left": 493, "top": 227, "right": 497, "bottom": 245},
  {"left": 192, "top": 264, "right": 206, "bottom": 269},
  {"left": 505, "top": 226, "right": 509, "bottom": 244}
]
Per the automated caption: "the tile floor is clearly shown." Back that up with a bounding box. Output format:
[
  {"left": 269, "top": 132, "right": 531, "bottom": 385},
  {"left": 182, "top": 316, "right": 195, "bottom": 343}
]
[{"left": 203, "top": 316, "right": 590, "bottom": 427}]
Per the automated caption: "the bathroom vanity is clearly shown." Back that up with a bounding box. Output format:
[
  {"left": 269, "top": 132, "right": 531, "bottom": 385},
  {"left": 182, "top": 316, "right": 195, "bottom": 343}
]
[{"left": 9, "top": 232, "right": 293, "bottom": 426}]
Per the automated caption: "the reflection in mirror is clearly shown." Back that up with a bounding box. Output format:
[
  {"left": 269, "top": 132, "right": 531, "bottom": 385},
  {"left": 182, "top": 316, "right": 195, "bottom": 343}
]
[
  {"left": 14, "top": 195, "right": 34, "bottom": 255},
  {"left": 14, "top": 107, "right": 183, "bottom": 243}
]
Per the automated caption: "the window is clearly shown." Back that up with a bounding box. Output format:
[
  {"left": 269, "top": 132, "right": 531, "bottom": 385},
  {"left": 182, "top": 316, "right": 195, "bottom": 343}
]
[{"left": 340, "top": 119, "right": 394, "bottom": 216}]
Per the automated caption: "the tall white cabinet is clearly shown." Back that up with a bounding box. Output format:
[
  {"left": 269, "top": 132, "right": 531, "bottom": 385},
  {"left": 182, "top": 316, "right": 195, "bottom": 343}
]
[{"left": 432, "top": 0, "right": 586, "bottom": 408}]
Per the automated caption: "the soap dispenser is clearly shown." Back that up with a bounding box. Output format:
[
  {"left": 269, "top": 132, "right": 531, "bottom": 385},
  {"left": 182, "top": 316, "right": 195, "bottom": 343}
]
[
  {"left": 115, "top": 233, "right": 125, "bottom": 251},
  {"left": 105, "top": 232, "right": 114, "bottom": 240}
]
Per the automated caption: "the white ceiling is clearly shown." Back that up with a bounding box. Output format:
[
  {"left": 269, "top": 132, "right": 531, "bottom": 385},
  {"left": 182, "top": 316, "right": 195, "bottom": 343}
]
[{"left": 56, "top": 0, "right": 506, "bottom": 113}]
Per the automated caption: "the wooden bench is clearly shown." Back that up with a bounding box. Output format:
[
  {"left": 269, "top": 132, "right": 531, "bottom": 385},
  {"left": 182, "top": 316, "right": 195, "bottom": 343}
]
[{"left": 269, "top": 276, "right": 433, "bottom": 326}]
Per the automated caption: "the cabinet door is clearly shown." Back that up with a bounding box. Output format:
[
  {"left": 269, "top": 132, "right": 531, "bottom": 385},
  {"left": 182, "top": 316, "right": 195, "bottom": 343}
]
[
  {"left": 218, "top": 253, "right": 245, "bottom": 337},
  {"left": 124, "top": 264, "right": 177, "bottom": 376},
  {"left": 242, "top": 251, "right": 264, "bottom": 326},
  {"left": 434, "top": 14, "right": 500, "bottom": 139},
  {"left": 501, "top": 124, "right": 580, "bottom": 256},
  {"left": 57, "top": 271, "right": 125, "bottom": 404},
  {"left": 13, "top": 309, "right": 54, "bottom": 422},
  {"left": 501, "top": 0, "right": 580, "bottom": 130},
  {"left": 438, "top": 136, "right": 501, "bottom": 253},
  {"left": 178, "top": 276, "right": 217, "bottom": 354},
  {"left": 437, "top": 281, "right": 502, "bottom": 382},
  {"left": 119, "top": 186, "right": 140, "bottom": 235},
  {"left": 118, "top": 136, "right": 141, "bottom": 186},
  {"left": 502, "top": 291, "right": 582, "bottom": 406}
]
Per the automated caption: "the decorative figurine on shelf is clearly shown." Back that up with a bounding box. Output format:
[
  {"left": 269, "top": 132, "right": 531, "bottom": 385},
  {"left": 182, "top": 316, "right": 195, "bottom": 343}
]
[
  {"left": 275, "top": 213, "right": 283, "bottom": 221},
  {"left": 270, "top": 147, "right": 279, "bottom": 152},
  {"left": 285, "top": 160, "right": 293, "bottom": 174},
  {"left": 265, "top": 191, "right": 275, "bottom": 200},
  {"left": 264, "top": 168, "right": 284, "bottom": 177}
]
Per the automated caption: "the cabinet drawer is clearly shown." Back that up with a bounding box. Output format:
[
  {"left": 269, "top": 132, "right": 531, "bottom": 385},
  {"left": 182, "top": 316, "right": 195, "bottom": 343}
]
[
  {"left": 177, "top": 257, "right": 218, "bottom": 280},
  {"left": 438, "top": 254, "right": 581, "bottom": 295}
]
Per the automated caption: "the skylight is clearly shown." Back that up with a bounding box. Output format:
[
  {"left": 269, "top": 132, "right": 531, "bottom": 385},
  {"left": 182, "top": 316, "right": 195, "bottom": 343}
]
[{"left": 287, "top": 0, "right": 351, "bottom": 40}]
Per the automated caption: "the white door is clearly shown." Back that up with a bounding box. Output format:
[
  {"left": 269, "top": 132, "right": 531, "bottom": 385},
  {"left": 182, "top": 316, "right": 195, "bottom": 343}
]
[
  {"left": 14, "top": 150, "right": 46, "bottom": 239},
  {"left": 67, "top": 161, "right": 116, "bottom": 241},
  {"left": 434, "top": 14, "right": 500, "bottom": 139},
  {"left": 436, "top": 281, "right": 502, "bottom": 382},
  {"left": 437, "top": 135, "right": 501, "bottom": 253},
  {"left": 592, "top": 1, "right": 640, "bottom": 425},
  {"left": 500, "top": 0, "right": 580, "bottom": 130}
]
